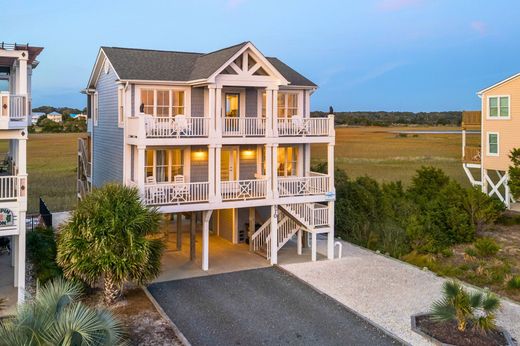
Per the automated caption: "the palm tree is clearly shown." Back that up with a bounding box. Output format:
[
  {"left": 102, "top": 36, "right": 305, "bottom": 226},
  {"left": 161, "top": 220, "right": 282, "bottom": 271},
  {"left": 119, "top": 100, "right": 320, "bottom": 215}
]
[
  {"left": 0, "top": 277, "right": 125, "bottom": 345},
  {"left": 430, "top": 280, "right": 501, "bottom": 332},
  {"left": 57, "top": 183, "right": 164, "bottom": 304}
]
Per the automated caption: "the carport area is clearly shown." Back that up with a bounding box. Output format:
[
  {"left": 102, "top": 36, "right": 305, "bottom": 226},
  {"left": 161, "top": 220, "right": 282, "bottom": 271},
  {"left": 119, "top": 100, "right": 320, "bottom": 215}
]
[
  {"left": 148, "top": 267, "right": 399, "bottom": 346},
  {"left": 0, "top": 249, "right": 17, "bottom": 316},
  {"left": 155, "top": 214, "right": 325, "bottom": 282}
]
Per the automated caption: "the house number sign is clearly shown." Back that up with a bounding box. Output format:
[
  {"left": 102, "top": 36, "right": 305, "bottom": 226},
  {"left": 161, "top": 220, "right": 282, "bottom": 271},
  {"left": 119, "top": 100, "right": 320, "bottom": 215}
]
[{"left": 0, "top": 208, "right": 14, "bottom": 226}]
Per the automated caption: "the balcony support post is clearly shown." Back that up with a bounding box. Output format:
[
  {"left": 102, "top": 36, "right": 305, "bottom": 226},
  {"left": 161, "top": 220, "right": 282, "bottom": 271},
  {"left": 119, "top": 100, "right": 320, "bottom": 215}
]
[
  {"left": 270, "top": 205, "right": 278, "bottom": 265},
  {"left": 271, "top": 88, "right": 278, "bottom": 137},
  {"left": 265, "top": 144, "right": 273, "bottom": 199},
  {"left": 327, "top": 203, "right": 335, "bottom": 260},
  {"left": 215, "top": 144, "right": 222, "bottom": 202},
  {"left": 462, "top": 129, "right": 466, "bottom": 159},
  {"left": 202, "top": 210, "right": 213, "bottom": 271},
  {"left": 327, "top": 143, "right": 335, "bottom": 193},
  {"left": 272, "top": 144, "right": 279, "bottom": 198},
  {"left": 208, "top": 85, "right": 216, "bottom": 138},
  {"left": 215, "top": 86, "right": 222, "bottom": 138},
  {"left": 136, "top": 146, "right": 146, "bottom": 196},
  {"left": 265, "top": 88, "right": 273, "bottom": 137},
  {"left": 208, "top": 144, "right": 216, "bottom": 202}
]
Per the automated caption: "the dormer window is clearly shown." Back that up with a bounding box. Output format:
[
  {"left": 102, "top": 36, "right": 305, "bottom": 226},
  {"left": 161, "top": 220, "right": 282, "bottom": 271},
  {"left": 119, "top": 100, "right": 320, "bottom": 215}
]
[{"left": 488, "top": 96, "right": 509, "bottom": 118}]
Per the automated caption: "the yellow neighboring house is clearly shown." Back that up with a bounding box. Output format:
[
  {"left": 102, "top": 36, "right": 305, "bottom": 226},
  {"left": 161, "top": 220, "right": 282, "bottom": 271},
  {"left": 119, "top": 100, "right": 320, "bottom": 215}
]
[
  {"left": 46, "top": 111, "right": 62, "bottom": 123},
  {"left": 462, "top": 73, "right": 520, "bottom": 209}
]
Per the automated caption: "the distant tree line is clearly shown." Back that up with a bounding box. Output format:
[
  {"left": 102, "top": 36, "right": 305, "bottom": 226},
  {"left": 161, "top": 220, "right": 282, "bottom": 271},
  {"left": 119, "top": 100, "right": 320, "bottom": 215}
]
[{"left": 312, "top": 111, "right": 462, "bottom": 127}]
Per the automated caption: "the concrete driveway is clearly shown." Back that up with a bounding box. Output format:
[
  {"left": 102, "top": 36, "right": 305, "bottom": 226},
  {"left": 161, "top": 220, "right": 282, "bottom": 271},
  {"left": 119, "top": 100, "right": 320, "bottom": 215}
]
[{"left": 148, "top": 267, "right": 401, "bottom": 346}]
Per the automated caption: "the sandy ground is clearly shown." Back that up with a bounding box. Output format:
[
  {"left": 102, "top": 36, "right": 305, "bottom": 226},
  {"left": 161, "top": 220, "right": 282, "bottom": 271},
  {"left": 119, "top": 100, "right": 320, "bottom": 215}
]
[{"left": 282, "top": 238, "right": 520, "bottom": 346}]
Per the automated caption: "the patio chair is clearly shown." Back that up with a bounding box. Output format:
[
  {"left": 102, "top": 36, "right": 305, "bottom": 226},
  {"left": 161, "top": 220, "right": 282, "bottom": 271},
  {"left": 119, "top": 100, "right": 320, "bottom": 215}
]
[
  {"left": 291, "top": 116, "right": 308, "bottom": 134},
  {"left": 171, "top": 175, "right": 189, "bottom": 201},
  {"left": 174, "top": 115, "right": 192, "bottom": 136},
  {"left": 145, "top": 176, "right": 166, "bottom": 204}
]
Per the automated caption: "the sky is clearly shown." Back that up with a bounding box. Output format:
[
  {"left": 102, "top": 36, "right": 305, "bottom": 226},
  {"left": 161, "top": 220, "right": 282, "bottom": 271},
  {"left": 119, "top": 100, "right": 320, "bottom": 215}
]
[{"left": 2, "top": 0, "right": 520, "bottom": 112}]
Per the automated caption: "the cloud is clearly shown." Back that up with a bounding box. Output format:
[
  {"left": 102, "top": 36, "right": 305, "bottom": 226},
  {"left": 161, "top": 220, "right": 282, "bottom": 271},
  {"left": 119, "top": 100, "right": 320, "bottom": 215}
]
[
  {"left": 376, "top": 0, "right": 423, "bottom": 12},
  {"left": 470, "top": 21, "right": 488, "bottom": 36},
  {"left": 227, "top": 0, "right": 245, "bottom": 9}
]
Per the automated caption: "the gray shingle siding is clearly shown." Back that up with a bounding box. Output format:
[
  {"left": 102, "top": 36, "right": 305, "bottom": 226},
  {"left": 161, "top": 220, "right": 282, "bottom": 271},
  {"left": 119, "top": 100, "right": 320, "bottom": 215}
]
[
  {"left": 190, "top": 146, "right": 208, "bottom": 182},
  {"left": 92, "top": 65, "right": 124, "bottom": 187},
  {"left": 239, "top": 145, "right": 257, "bottom": 180},
  {"left": 245, "top": 88, "right": 257, "bottom": 116},
  {"left": 191, "top": 87, "right": 204, "bottom": 117}
]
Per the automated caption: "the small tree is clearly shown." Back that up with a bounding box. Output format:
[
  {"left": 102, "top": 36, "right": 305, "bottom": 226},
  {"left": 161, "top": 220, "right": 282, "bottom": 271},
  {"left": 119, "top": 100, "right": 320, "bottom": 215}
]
[
  {"left": 0, "top": 278, "right": 126, "bottom": 345},
  {"left": 430, "top": 281, "right": 500, "bottom": 332},
  {"left": 509, "top": 148, "right": 520, "bottom": 200},
  {"left": 57, "top": 184, "right": 164, "bottom": 304},
  {"left": 462, "top": 187, "right": 504, "bottom": 232}
]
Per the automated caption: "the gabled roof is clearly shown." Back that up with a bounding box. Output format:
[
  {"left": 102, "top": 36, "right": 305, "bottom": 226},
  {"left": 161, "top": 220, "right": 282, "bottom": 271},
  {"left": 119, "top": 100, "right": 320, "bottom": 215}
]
[
  {"left": 91, "top": 42, "right": 316, "bottom": 87},
  {"left": 478, "top": 72, "right": 520, "bottom": 96}
]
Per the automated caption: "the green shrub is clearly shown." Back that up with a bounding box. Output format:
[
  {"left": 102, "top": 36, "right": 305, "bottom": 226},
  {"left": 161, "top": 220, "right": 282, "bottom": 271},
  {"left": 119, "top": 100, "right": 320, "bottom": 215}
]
[
  {"left": 462, "top": 187, "right": 505, "bottom": 232},
  {"left": 507, "top": 276, "right": 520, "bottom": 289},
  {"left": 464, "top": 247, "right": 478, "bottom": 258},
  {"left": 474, "top": 237, "right": 500, "bottom": 257},
  {"left": 26, "top": 227, "right": 62, "bottom": 283},
  {"left": 440, "top": 248, "right": 454, "bottom": 258},
  {"left": 509, "top": 148, "right": 520, "bottom": 200}
]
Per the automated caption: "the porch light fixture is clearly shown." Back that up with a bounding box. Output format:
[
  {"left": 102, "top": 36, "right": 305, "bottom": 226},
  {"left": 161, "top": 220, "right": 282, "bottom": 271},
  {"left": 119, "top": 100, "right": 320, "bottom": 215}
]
[
  {"left": 242, "top": 149, "right": 254, "bottom": 158},
  {"left": 193, "top": 149, "right": 206, "bottom": 160}
]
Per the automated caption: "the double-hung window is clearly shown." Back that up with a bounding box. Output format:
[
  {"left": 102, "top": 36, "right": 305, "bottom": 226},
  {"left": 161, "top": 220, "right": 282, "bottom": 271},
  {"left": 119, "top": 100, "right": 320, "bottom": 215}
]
[
  {"left": 140, "top": 89, "right": 186, "bottom": 117},
  {"left": 487, "top": 133, "right": 499, "bottom": 156},
  {"left": 278, "top": 92, "right": 298, "bottom": 118},
  {"left": 488, "top": 96, "right": 509, "bottom": 118},
  {"left": 277, "top": 146, "right": 298, "bottom": 176}
]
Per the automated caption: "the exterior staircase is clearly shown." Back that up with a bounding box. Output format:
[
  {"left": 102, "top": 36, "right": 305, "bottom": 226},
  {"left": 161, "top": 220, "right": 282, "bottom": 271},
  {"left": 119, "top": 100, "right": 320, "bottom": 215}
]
[
  {"left": 250, "top": 202, "right": 332, "bottom": 259},
  {"left": 77, "top": 137, "right": 92, "bottom": 200}
]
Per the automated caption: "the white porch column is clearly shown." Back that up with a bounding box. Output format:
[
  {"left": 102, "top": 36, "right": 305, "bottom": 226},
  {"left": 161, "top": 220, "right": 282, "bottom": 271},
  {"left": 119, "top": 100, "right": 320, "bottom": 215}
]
[
  {"left": 17, "top": 212, "right": 26, "bottom": 303},
  {"left": 271, "top": 88, "right": 278, "bottom": 137},
  {"left": 270, "top": 205, "right": 278, "bottom": 265},
  {"left": 248, "top": 207, "right": 255, "bottom": 252},
  {"left": 462, "top": 129, "right": 466, "bottom": 159},
  {"left": 311, "top": 232, "right": 317, "bottom": 262},
  {"left": 265, "top": 88, "right": 273, "bottom": 137},
  {"left": 297, "top": 229, "right": 303, "bottom": 255},
  {"left": 136, "top": 146, "right": 146, "bottom": 196},
  {"left": 215, "top": 144, "right": 222, "bottom": 202},
  {"left": 208, "top": 85, "right": 216, "bottom": 138},
  {"left": 327, "top": 143, "right": 335, "bottom": 192},
  {"left": 327, "top": 202, "right": 335, "bottom": 260},
  {"left": 265, "top": 144, "right": 273, "bottom": 199},
  {"left": 304, "top": 144, "right": 311, "bottom": 175},
  {"left": 505, "top": 174, "right": 511, "bottom": 209},
  {"left": 272, "top": 144, "right": 279, "bottom": 198},
  {"left": 215, "top": 86, "right": 222, "bottom": 137},
  {"left": 202, "top": 210, "right": 212, "bottom": 271},
  {"left": 208, "top": 144, "right": 215, "bottom": 202},
  {"left": 17, "top": 57, "right": 28, "bottom": 95}
]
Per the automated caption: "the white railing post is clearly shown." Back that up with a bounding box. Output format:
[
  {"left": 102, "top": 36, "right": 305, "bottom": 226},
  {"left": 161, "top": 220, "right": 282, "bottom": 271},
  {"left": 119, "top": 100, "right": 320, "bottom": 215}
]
[{"left": 328, "top": 114, "right": 335, "bottom": 137}]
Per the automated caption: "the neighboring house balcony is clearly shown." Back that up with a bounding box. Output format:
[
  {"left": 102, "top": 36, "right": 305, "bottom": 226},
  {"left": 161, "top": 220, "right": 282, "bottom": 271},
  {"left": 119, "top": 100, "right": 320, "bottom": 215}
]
[
  {"left": 0, "top": 153, "right": 27, "bottom": 204},
  {"left": 0, "top": 92, "right": 30, "bottom": 129},
  {"left": 461, "top": 110, "right": 481, "bottom": 130},
  {"left": 463, "top": 145, "right": 481, "bottom": 164}
]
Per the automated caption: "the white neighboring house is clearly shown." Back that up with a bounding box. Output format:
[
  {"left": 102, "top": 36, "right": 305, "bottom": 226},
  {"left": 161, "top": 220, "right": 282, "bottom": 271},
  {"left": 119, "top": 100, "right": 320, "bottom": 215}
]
[
  {"left": 31, "top": 112, "right": 45, "bottom": 125},
  {"left": 70, "top": 113, "right": 87, "bottom": 121},
  {"left": 46, "top": 111, "right": 62, "bottom": 123},
  {"left": 0, "top": 42, "right": 43, "bottom": 303},
  {"left": 80, "top": 41, "right": 336, "bottom": 270}
]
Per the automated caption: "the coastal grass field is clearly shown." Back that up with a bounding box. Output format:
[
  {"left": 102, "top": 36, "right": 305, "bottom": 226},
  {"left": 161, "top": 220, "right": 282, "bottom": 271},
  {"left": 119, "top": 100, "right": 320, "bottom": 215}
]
[
  {"left": 3, "top": 127, "right": 472, "bottom": 213},
  {"left": 312, "top": 126, "right": 473, "bottom": 187}
]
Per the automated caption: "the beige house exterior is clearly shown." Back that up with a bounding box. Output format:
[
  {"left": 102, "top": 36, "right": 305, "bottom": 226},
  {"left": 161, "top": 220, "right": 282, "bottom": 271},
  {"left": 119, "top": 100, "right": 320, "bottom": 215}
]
[{"left": 462, "top": 73, "right": 520, "bottom": 208}]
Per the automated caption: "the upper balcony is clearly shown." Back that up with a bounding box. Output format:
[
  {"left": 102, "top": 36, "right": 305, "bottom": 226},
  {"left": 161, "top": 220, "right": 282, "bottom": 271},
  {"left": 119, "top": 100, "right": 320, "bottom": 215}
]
[
  {"left": 0, "top": 93, "right": 30, "bottom": 129},
  {"left": 127, "top": 113, "right": 334, "bottom": 142},
  {"left": 461, "top": 111, "right": 481, "bottom": 130}
]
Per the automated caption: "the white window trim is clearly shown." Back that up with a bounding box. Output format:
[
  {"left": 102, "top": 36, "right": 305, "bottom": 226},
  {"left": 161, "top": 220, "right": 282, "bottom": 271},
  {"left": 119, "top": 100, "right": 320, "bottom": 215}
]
[
  {"left": 257, "top": 90, "right": 303, "bottom": 118},
  {"left": 93, "top": 92, "right": 99, "bottom": 126},
  {"left": 486, "top": 132, "right": 499, "bottom": 156},
  {"left": 144, "top": 148, "right": 187, "bottom": 183},
  {"left": 136, "top": 85, "right": 191, "bottom": 117},
  {"left": 117, "top": 86, "right": 124, "bottom": 128},
  {"left": 486, "top": 95, "right": 511, "bottom": 120}
]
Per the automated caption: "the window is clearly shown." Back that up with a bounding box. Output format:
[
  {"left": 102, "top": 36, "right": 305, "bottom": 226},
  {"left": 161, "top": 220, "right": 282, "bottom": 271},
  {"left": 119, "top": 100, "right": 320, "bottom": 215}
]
[
  {"left": 487, "top": 133, "right": 499, "bottom": 156},
  {"left": 488, "top": 96, "right": 509, "bottom": 118},
  {"left": 225, "top": 93, "right": 240, "bottom": 117},
  {"left": 278, "top": 93, "right": 298, "bottom": 117},
  {"left": 140, "top": 89, "right": 185, "bottom": 117},
  {"left": 144, "top": 149, "right": 184, "bottom": 183},
  {"left": 118, "top": 87, "right": 124, "bottom": 125},
  {"left": 277, "top": 146, "right": 298, "bottom": 176}
]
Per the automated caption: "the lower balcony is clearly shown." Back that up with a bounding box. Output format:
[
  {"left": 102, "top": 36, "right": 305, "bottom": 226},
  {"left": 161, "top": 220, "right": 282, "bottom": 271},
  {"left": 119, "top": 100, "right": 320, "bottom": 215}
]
[
  {"left": 278, "top": 172, "right": 330, "bottom": 197},
  {"left": 0, "top": 175, "right": 25, "bottom": 201},
  {"left": 144, "top": 181, "right": 210, "bottom": 206},
  {"left": 127, "top": 115, "right": 210, "bottom": 139},
  {"left": 0, "top": 93, "right": 29, "bottom": 129}
]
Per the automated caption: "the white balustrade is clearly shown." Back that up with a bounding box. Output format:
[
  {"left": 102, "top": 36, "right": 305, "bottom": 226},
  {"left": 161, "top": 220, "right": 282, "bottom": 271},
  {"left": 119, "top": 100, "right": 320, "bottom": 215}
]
[
  {"left": 0, "top": 176, "right": 20, "bottom": 200},
  {"left": 144, "top": 182, "right": 209, "bottom": 205},
  {"left": 144, "top": 116, "right": 210, "bottom": 138},
  {"left": 277, "top": 117, "right": 330, "bottom": 136},
  {"left": 221, "top": 179, "right": 267, "bottom": 201},
  {"left": 222, "top": 117, "right": 266, "bottom": 137},
  {"left": 278, "top": 172, "right": 329, "bottom": 197}
]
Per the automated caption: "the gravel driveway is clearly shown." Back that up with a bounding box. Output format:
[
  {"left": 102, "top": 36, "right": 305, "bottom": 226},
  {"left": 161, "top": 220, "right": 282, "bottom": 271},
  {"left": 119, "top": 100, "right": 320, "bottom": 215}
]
[
  {"left": 282, "top": 239, "right": 520, "bottom": 346},
  {"left": 148, "top": 267, "right": 402, "bottom": 346}
]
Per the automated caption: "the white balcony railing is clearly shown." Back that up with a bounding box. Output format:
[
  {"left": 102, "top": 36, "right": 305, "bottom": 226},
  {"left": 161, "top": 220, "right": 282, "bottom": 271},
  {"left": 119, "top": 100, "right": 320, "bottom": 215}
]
[
  {"left": 223, "top": 117, "right": 266, "bottom": 137},
  {"left": 0, "top": 175, "right": 22, "bottom": 200},
  {"left": 0, "top": 93, "right": 28, "bottom": 123},
  {"left": 221, "top": 179, "right": 267, "bottom": 201},
  {"left": 278, "top": 172, "right": 330, "bottom": 197},
  {"left": 283, "top": 202, "right": 329, "bottom": 228},
  {"left": 277, "top": 116, "right": 331, "bottom": 136},
  {"left": 144, "top": 182, "right": 209, "bottom": 205},
  {"left": 127, "top": 115, "right": 210, "bottom": 139}
]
